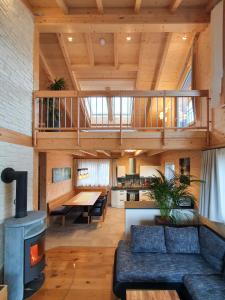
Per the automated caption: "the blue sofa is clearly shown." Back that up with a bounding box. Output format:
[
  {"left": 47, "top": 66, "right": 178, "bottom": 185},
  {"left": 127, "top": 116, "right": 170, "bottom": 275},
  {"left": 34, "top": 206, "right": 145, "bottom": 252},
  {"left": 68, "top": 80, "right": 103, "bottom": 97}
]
[{"left": 113, "top": 225, "right": 225, "bottom": 300}]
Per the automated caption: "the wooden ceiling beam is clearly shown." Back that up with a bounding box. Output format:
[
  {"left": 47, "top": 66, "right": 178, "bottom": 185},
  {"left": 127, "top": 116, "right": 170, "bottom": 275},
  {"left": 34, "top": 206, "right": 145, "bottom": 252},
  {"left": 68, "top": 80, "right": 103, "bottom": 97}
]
[
  {"left": 170, "top": 0, "right": 183, "bottom": 12},
  {"left": 35, "top": 9, "right": 209, "bottom": 33},
  {"left": 176, "top": 43, "right": 193, "bottom": 89},
  {"left": 134, "top": 150, "right": 146, "bottom": 156},
  {"left": 114, "top": 33, "right": 119, "bottom": 69},
  {"left": 96, "top": 150, "right": 111, "bottom": 157},
  {"left": 136, "top": 33, "right": 146, "bottom": 89},
  {"left": 147, "top": 150, "right": 165, "bottom": 157},
  {"left": 21, "top": 0, "right": 34, "bottom": 14},
  {"left": 84, "top": 33, "right": 95, "bottom": 67},
  {"left": 96, "top": 0, "right": 104, "bottom": 14},
  {"left": 39, "top": 48, "right": 55, "bottom": 82},
  {"left": 71, "top": 64, "right": 138, "bottom": 72},
  {"left": 152, "top": 33, "right": 173, "bottom": 90},
  {"left": 55, "top": 0, "right": 68, "bottom": 14},
  {"left": 206, "top": 0, "right": 222, "bottom": 12},
  {"left": 57, "top": 33, "right": 80, "bottom": 91},
  {"left": 79, "top": 150, "right": 98, "bottom": 157},
  {"left": 134, "top": 0, "right": 142, "bottom": 14}
]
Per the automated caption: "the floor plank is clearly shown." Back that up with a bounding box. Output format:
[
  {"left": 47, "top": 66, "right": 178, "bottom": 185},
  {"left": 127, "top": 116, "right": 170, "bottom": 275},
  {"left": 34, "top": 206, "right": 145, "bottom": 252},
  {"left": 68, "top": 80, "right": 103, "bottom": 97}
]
[{"left": 30, "top": 247, "right": 118, "bottom": 300}]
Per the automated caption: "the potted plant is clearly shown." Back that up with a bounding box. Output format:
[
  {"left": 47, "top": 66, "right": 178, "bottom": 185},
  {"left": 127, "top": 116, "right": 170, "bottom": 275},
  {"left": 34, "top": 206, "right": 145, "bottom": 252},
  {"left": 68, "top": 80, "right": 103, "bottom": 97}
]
[
  {"left": 147, "top": 170, "right": 201, "bottom": 225},
  {"left": 47, "top": 78, "right": 66, "bottom": 128}
]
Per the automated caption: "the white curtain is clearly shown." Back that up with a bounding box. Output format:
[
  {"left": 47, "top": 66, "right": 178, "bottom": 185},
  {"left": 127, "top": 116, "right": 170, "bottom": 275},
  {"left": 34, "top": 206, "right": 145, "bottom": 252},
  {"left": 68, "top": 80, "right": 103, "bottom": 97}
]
[
  {"left": 76, "top": 159, "right": 110, "bottom": 187},
  {"left": 211, "top": 0, "right": 223, "bottom": 107},
  {"left": 199, "top": 148, "right": 225, "bottom": 223}
]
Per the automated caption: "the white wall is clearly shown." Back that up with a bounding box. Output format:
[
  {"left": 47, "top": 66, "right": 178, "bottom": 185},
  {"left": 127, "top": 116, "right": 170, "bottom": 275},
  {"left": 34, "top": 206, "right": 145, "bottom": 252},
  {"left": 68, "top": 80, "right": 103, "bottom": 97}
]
[{"left": 0, "top": 0, "right": 34, "bottom": 275}]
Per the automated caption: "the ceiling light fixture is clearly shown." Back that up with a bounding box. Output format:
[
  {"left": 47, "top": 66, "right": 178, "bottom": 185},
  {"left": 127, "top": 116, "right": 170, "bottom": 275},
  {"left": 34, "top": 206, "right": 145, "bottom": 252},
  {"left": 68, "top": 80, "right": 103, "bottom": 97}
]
[
  {"left": 125, "top": 149, "right": 136, "bottom": 153},
  {"left": 99, "top": 38, "right": 106, "bottom": 46},
  {"left": 182, "top": 34, "right": 188, "bottom": 41},
  {"left": 126, "top": 36, "right": 132, "bottom": 41},
  {"left": 68, "top": 36, "right": 73, "bottom": 42}
]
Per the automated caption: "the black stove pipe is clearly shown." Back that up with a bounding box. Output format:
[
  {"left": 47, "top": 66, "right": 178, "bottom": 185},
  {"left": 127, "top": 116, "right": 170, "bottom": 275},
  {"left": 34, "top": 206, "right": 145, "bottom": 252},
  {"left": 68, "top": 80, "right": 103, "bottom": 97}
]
[{"left": 1, "top": 168, "right": 28, "bottom": 218}]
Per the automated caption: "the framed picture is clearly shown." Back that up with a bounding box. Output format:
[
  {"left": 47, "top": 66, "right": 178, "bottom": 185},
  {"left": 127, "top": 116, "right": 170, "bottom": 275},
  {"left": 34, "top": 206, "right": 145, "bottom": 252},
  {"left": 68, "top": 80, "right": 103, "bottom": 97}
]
[
  {"left": 179, "top": 157, "right": 190, "bottom": 177},
  {"left": 52, "top": 167, "right": 72, "bottom": 183}
]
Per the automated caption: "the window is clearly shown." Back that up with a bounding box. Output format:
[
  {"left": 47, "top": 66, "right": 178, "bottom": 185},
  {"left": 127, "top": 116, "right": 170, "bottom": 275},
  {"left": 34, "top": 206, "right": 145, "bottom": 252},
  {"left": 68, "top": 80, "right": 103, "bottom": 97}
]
[
  {"left": 82, "top": 97, "right": 133, "bottom": 126},
  {"left": 76, "top": 159, "right": 110, "bottom": 187},
  {"left": 177, "top": 69, "right": 195, "bottom": 128},
  {"left": 165, "top": 163, "right": 175, "bottom": 180}
]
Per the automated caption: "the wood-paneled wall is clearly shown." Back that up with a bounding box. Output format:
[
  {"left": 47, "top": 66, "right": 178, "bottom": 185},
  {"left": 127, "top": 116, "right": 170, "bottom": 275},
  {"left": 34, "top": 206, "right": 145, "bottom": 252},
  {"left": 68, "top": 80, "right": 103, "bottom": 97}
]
[
  {"left": 46, "top": 152, "right": 74, "bottom": 202},
  {"left": 160, "top": 150, "right": 202, "bottom": 202}
]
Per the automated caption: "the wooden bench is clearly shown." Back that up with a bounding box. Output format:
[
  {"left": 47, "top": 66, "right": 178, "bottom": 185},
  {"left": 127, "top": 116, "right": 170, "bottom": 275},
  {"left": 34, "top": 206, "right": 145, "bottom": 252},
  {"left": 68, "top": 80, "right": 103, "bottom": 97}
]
[{"left": 47, "top": 191, "right": 76, "bottom": 226}]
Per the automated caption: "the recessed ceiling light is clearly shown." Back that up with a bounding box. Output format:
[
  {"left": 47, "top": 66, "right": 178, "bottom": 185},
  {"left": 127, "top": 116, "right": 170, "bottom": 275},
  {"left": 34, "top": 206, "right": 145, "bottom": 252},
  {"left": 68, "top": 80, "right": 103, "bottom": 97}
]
[
  {"left": 126, "top": 36, "right": 132, "bottom": 41},
  {"left": 99, "top": 38, "right": 106, "bottom": 46},
  {"left": 182, "top": 34, "right": 187, "bottom": 41},
  {"left": 68, "top": 36, "right": 73, "bottom": 42}
]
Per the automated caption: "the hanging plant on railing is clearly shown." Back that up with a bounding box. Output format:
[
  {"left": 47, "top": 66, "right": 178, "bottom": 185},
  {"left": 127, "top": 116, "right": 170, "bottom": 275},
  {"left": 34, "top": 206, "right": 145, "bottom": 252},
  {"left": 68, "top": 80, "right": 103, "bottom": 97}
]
[{"left": 47, "top": 78, "right": 66, "bottom": 129}]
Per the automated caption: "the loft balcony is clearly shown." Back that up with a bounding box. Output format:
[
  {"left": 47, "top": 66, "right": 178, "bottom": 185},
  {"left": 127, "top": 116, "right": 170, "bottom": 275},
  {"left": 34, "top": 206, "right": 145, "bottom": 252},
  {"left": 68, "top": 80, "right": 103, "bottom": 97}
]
[{"left": 33, "top": 89, "right": 210, "bottom": 151}]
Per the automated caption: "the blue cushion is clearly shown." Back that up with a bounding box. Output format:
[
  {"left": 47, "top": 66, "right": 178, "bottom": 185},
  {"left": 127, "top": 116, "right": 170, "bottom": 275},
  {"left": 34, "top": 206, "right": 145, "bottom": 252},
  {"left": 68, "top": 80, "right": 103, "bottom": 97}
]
[
  {"left": 199, "top": 226, "right": 225, "bottom": 272},
  {"left": 130, "top": 225, "right": 166, "bottom": 253},
  {"left": 165, "top": 226, "right": 200, "bottom": 254},
  {"left": 184, "top": 275, "right": 225, "bottom": 300},
  {"left": 116, "top": 240, "right": 218, "bottom": 283}
]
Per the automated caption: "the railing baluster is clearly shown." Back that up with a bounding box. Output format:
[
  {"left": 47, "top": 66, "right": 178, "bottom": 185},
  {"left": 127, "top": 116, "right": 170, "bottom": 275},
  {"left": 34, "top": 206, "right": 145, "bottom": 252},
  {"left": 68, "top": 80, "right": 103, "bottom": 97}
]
[
  {"left": 70, "top": 97, "right": 72, "bottom": 128},
  {"left": 64, "top": 97, "right": 67, "bottom": 128},
  {"left": 53, "top": 97, "right": 55, "bottom": 128},
  {"left": 156, "top": 97, "right": 159, "bottom": 128},
  {"left": 170, "top": 97, "right": 173, "bottom": 128},
  {"left": 47, "top": 98, "right": 49, "bottom": 128},
  {"left": 59, "top": 97, "right": 61, "bottom": 129}
]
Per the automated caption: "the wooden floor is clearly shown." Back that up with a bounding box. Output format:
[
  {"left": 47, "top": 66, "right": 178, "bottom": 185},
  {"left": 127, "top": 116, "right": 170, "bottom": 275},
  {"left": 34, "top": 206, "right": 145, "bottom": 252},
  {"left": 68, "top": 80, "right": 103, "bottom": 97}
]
[
  {"left": 30, "top": 247, "right": 118, "bottom": 300},
  {"left": 30, "top": 207, "right": 124, "bottom": 300}
]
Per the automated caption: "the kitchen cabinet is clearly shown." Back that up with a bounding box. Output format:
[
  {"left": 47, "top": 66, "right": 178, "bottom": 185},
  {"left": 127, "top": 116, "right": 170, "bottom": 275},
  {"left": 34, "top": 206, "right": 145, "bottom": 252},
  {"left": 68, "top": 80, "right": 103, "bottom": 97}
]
[
  {"left": 117, "top": 165, "right": 126, "bottom": 178},
  {"left": 140, "top": 166, "right": 160, "bottom": 178},
  {"left": 139, "top": 190, "right": 150, "bottom": 201},
  {"left": 111, "top": 190, "right": 127, "bottom": 208}
]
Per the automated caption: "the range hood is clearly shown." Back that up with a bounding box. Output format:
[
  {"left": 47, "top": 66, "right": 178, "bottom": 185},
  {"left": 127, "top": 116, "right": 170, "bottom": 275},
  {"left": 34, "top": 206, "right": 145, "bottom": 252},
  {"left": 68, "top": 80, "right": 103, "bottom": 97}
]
[{"left": 128, "top": 158, "right": 136, "bottom": 174}]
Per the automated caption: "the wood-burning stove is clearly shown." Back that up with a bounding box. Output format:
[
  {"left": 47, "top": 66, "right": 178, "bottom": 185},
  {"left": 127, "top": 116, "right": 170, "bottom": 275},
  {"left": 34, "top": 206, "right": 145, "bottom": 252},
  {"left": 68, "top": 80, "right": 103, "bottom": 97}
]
[
  {"left": 1, "top": 168, "right": 47, "bottom": 300},
  {"left": 24, "top": 231, "right": 45, "bottom": 285}
]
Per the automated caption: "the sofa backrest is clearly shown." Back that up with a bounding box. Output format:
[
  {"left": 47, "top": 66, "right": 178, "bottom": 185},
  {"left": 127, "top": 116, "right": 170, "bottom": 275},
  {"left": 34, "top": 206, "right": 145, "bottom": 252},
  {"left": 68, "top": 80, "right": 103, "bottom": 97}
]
[{"left": 199, "top": 226, "right": 225, "bottom": 273}]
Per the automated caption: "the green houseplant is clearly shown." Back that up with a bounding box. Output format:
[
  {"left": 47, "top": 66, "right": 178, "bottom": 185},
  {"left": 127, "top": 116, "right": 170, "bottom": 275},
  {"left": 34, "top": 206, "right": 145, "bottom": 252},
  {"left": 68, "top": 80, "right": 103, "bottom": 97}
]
[
  {"left": 47, "top": 78, "right": 66, "bottom": 128},
  {"left": 147, "top": 170, "right": 201, "bottom": 225}
]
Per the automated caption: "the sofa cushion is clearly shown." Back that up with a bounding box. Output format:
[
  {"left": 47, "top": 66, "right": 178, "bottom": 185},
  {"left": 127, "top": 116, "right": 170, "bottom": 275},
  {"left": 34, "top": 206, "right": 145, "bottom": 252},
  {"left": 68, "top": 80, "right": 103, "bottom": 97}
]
[
  {"left": 184, "top": 275, "right": 225, "bottom": 300},
  {"left": 50, "top": 206, "right": 72, "bottom": 216},
  {"left": 130, "top": 225, "right": 166, "bottom": 253},
  {"left": 199, "top": 226, "right": 225, "bottom": 272},
  {"left": 116, "top": 240, "right": 218, "bottom": 283},
  {"left": 165, "top": 226, "right": 200, "bottom": 254}
]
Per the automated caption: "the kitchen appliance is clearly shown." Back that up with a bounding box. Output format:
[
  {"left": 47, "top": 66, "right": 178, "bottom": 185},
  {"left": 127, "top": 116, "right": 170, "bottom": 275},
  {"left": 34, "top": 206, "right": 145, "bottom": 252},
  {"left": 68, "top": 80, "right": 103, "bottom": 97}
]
[{"left": 127, "top": 189, "right": 139, "bottom": 201}]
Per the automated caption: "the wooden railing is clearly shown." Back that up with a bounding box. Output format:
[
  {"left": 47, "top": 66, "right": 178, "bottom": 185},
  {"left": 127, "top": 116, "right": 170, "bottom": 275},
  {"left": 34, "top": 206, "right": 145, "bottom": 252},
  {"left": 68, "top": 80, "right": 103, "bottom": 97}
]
[{"left": 33, "top": 90, "right": 210, "bottom": 143}]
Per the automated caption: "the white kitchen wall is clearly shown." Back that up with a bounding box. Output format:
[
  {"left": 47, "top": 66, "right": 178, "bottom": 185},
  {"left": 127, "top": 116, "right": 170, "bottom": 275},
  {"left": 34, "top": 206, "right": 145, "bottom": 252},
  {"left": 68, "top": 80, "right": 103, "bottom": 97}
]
[{"left": 0, "top": 0, "right": 34, "bottom": 276}]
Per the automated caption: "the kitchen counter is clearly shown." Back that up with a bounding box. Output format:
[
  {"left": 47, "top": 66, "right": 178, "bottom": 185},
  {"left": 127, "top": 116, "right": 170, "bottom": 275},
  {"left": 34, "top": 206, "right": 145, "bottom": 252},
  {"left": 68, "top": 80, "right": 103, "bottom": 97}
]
[
  {"left": 125, "top": 201, "right": 157, "bottom": 209},
  {"left": 111, "top": 186, "right": 150, "bottom": 190}
]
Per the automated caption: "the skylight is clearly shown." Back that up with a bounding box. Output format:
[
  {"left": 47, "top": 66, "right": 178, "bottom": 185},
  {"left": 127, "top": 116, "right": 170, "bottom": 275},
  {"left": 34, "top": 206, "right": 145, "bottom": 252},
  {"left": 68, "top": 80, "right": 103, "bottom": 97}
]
[{"left": 82, "top": 97, "right": 134, "bottom": 127}]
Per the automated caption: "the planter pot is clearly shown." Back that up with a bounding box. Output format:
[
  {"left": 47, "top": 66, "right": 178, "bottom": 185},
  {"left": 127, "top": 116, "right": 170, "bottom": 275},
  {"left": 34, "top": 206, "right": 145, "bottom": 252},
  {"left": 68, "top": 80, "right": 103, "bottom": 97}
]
[
  {"left": 0, "top": 285, "right": 7, "bottom": 300},
  {"left": 155, "top": 215, "right": 172, "bottom": 226}
]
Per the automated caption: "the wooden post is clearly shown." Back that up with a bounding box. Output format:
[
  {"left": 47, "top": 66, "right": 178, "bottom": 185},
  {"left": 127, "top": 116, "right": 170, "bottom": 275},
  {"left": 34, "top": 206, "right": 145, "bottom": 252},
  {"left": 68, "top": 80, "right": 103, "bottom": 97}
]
[
  {"left": 120, "top": 96, "right": 122, "bottom": 146},
  {"left": 206, "top": 97, "right": 211, "bottom": 146},
  {"left": 77, "top": 97, "right": 80, "bottom": 146},
  {"left": 221, "top": 0, "right": 225, "bottom": 104},
  {"left": 33, "top": 26, "right": 40, "bottom": 211}
]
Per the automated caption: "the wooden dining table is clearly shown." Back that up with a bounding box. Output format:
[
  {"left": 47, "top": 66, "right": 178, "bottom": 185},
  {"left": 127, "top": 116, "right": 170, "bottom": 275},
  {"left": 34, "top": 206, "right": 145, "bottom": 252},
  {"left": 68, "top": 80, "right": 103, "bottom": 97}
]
[{"left": 63, "top": 191, "right": 101, "bottom": 224}]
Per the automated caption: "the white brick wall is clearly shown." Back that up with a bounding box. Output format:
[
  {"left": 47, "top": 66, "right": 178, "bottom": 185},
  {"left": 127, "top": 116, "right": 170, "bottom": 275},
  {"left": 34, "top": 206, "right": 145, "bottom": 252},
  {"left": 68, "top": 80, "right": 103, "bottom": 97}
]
[
  {"left": 0, "top": 142, "right": 34, "bottom": 269},
  {"left": 0, "top": 0, "right": 34, "bottom": 274},
  {"left": 0, "top": 0, "right": 34, "bottom": 135}
]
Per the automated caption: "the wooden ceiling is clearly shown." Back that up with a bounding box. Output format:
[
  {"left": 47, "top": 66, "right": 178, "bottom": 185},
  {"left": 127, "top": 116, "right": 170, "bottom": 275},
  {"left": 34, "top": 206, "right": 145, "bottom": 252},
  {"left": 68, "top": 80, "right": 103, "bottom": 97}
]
[{"left": 24, "top": 0, "right": 219, "bottom": 91}]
